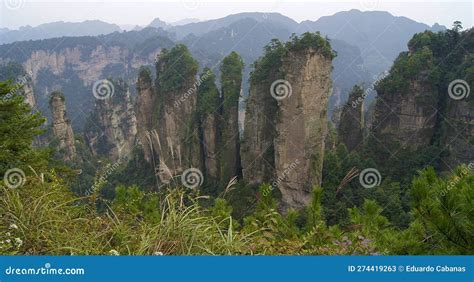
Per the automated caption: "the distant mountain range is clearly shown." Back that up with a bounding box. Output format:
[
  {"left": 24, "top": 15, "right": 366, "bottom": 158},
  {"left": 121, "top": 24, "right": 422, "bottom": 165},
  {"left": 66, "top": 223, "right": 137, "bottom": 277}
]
[
  {"left": 0, "top": 20, "right": 122, "bottom": 45},
  {"left": 165, "top": 12, "right": 300, "bottom": 39},
  {"left": 1, "top": 10, "right": 445, "bottom": 48},
  {"left": 299, "top": 9, "right": 446, "bottom": 75},
  {"left": 0, "top": 10, "right": 448, "bottom": 130}
]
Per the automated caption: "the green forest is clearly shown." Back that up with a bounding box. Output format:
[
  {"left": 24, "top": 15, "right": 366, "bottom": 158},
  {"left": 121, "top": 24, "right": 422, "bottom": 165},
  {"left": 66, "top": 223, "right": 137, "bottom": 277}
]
[{"left": 0, "top": 26, "right": 473, "bottom": 256}]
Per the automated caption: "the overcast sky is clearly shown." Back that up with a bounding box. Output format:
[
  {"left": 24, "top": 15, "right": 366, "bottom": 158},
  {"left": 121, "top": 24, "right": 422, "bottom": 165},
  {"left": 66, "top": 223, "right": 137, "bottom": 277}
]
[{"left": 0, "top": 0, "right": 472, "bottom": 29}]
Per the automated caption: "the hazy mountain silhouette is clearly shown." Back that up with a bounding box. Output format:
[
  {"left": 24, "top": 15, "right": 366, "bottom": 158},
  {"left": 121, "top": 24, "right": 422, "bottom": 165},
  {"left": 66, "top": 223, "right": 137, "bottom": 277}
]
[
  {"left": 300, "top": 9, "right": 446, "bottom": 75},
  {"left": 0, "top": 20, "right": 121, "bottom": 45},
  {"left": 166, "top": 12, "right": 299, "bottom": 39}
]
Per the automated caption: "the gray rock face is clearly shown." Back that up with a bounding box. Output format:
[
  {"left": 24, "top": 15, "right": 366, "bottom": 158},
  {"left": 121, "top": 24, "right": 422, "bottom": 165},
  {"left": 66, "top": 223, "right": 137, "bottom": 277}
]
[
  {"left": 337, "top": 86, "right": 364, "bottom": 152},
  {"left": 85, "top": 80, "right": 137, "bottom": 162},
  {"left": 153, "top": 67, "right": 200, "bottom": 183},
  {"left": 22, "top": 46, "right": 154, "bottom": 86},
  {"left": 370, "top": 28, "right": 473, "bottom": 171},
  {"left": 442, "top": 96, "right": 474, "bottom": 168},
  {"left": 220, "top": 103, "right": 241, "bottom": 182},
  {"left": 201, "top": 114, "right": 219, "bottom": 179},
  {"left": 0, "top": 31, "right": 173, "bottom": 130},
  {"left": 242, "top": 47, "right": 333, "bottom": 210},
  {"left": 135, "top": 47, "right": 200, "bottom": 184},
  {"left": 135, "top": 69, "right": 157, "bottom": 164},
  {"left": 21, "top": 75, "right": 36, "bottom": 109},
  {"left": 275, "top": 50, "right": 333, "bottom": 210},
  {"left": 241, "top": 78, "right": 277, "bottom": 186},
  {"left": 373, "top": 74, "right": 438, "bottom": 149},
  {"left": 49, "top": 93, "right": 76, "bottom": 161},
  {"left": 219, "top": 52, "right": 244, "bottom": 184}
]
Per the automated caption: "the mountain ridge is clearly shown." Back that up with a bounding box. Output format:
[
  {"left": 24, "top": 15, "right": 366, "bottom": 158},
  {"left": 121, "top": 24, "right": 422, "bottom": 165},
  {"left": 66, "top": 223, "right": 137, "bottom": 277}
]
[
  {"left": 0, "top": 20, "right": 122, "bottom": 45},
  {"left": 0, "top": 10, "right": 451, "bottom": 131}
]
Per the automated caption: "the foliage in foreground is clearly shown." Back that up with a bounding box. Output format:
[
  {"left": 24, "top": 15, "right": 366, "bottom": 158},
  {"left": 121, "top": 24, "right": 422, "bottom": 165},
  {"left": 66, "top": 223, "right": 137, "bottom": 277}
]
[
  {"left": 1, "top": 164, "right": 472, "bottom": 255},
  {"left": 0, "top": 171, "right": 260, "bottom": 255}
]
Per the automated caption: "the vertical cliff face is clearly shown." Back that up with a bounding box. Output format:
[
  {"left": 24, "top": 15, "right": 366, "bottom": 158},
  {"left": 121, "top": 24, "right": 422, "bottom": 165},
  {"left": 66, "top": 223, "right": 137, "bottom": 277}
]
[
  {"left": 0, "top": 62, "right": 36, "bottom": 109},
  {"left": 439, "top": 30, "right": 474, "bottom": 168},
  {"left": 85, "top": 79, "right": 137, "bottom": 162},
  {"left": 220, "top": 52, "right": 244, "bottom": 183},
  {"left": 0, "top": 29, "right": 174, "bottom": 131},
  {"left": 371, "top": 29, "right": 473, "bottom": 169},
  {"left": 441, "top": 87, "right": 474, "bottom": 168},
  {"left": 21, "top": 75, "right": 36, "bottom": 109},
  {"left": 201, "top": 114, "right": 219, "bottom": 178},
  {"left": 373, "top": 72, "right": 438, "bottom": 149},
  {"left": 135, "top": 67, "right": 157, "bottom": 164},
  {"left": 275, "top": 48, "right": 333, "bottom": 210},
  {"left": 49, "top": 92, "right": 76, "bottom": 161},
  {"left": 241, "top": 75, "right": 278, "bottom": 185},
  {"left": 242, "top": 33, "right": 335, "bottom": 210},
  {"left": 155, "top": 45, "right": 200, "bottom": 182},
  {"left": 337, "top": 85, "right": 364, "bottom": 151},
  {"left": 197, "top": 68, "right": 220, "bottom": 180},
  {"left": 371, "top": 38, "right": 439, "bottom": 152},
  {"left": 136, "top": 50, "right": 246, "bottom": 187}
]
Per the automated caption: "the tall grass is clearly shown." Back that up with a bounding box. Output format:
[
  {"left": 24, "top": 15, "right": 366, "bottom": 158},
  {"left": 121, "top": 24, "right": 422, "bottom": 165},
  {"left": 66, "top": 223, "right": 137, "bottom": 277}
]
[{"left": 0, "top": 173, "right": 256, "bottom": 255}]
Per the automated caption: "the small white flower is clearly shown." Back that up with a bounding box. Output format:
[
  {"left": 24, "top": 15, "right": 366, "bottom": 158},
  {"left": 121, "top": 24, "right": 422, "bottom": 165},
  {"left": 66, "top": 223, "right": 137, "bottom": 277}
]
[
  {"left": 108, "top": 249, "right": 120, "bottom": 256},
  {"left": 5, "top": 239, "right": 11, "bottom": 244},
  {"left": 14, "top": 238, "right": 23, "bottom": 247},
  {"left": 153, "top": 251, "right": 164, "bottom": 256},
  {"left": 9, "top": 223, "right": 18, "bottom": 230}
]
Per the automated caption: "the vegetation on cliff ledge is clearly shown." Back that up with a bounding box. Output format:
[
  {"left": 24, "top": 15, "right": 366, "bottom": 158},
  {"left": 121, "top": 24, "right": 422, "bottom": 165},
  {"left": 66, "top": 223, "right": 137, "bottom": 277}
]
[
  {"left": 156, "top": 44, "right": 199, "bottom": 93},
  {"left": 196, "top": 67, "right": 220, "bottom": 116},
  {"left": 250, "top": 32, "right": 336, "bottom": 83},
  {"left": 221, "top": 52, "right": 244, "bottom": 112},
  {"left": 376, "top": 27, "right": 473, "bottom": 95}
]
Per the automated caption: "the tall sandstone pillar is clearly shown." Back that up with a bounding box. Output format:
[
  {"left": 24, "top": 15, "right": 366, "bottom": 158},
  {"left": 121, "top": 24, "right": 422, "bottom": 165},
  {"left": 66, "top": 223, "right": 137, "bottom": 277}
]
[
  {"left": 155, "top": 45, "right": 200, "bottom": 182},
  {"left": 220, "top": 52, "right": 244, "bottom": 184},
  {"left": 136, "top": 45, "right": 200, "bottom": 183},
  {"left": 242, "top": 33, "right": 334, "bottom": 210},
  {"left": 135, "top": 67, "right": 157, "bottom": 164},
  {"left": 85, "top": 79, "right": 137, "bottom": 162},
  {"left": 49, "top": 91, "right": 76, "bottom": 161},
  {"left": 197, "top": 68, "right": 220, "bottom": 180},
  {"left": 337, "top": 85, "right": 364, "bottom": 152}
]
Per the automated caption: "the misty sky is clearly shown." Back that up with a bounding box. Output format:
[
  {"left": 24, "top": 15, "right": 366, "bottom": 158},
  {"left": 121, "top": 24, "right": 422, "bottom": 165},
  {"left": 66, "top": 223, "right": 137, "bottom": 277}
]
[{"left": 0, "top": 0, "right": 472, "bottom": 30}]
